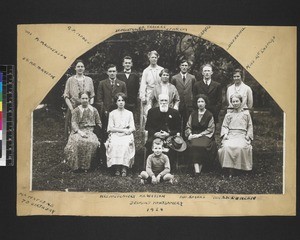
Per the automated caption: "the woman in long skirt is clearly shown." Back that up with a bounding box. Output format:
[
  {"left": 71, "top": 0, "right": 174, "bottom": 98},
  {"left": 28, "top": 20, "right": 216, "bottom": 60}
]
[
  {"left": 218, "top": 93, "right": 253, "bottom": 177},
  {"left": 185, "top": 94, "right": 218, "bottom": 176},
  {"left": 64, "top": 92, "right": 101, "bottom": 172}
]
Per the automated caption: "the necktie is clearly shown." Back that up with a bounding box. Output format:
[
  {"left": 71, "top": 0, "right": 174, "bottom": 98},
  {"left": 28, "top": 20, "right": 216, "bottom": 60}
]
[
  {"left": 205, "top": 80, "right": 209, "bottom": 91},
  {"left": 183, "top": 75, "right": 186, "bottom": 83}
]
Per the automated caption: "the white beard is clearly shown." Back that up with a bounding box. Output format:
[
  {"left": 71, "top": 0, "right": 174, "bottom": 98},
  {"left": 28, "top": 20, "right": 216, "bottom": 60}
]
[{"left": 159, "top": 105, "right": 169, "bottom": 112}]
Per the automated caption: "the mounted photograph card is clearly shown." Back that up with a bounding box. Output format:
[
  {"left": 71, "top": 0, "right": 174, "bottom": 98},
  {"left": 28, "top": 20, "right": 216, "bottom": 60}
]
[{"left": 17, "top": 24, "right": 296, "bottom": 216}]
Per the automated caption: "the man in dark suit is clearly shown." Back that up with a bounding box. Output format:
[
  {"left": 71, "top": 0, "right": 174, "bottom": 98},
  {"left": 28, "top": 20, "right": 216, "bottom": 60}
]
[
  {"left": 117, "top": 56, "right": 140, "bottom": 113},
  {"left": 95, "top": 64, "right": 127, "bottom": 140},
  {"left": 193, "top": 64, "right": 222, "bottom": 123},
  {"left": 171, "top": 59, "right": 196, "bottom": 134},
  {"left": 145, "top": 94, "right": 181, "bottom": 154}
]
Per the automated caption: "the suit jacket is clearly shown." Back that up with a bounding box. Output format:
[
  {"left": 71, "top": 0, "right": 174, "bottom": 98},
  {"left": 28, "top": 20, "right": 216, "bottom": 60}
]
[
  {"left": 117, "top": 71, "right": 140, "bottom": 106},
  {"left": 149, "top": 83, "right": 180, "bottom": 109},
  {"left": 171, "top": 73, "right": 196, "bottom": 111},
  {"left": 193, "top": 80, "right": 222, "bottom": 122},
  {"left": 145, "top": 107, "right": 181, "bottom": 147},
  {"left": 96, "top": 78, "right": 127, "bottom": 114}
]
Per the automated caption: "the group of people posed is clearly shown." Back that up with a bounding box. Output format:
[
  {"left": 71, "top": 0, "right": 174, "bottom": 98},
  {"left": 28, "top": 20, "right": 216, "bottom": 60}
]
[{"left": 62, "top": 50, "right": 254, "bottom": 184}]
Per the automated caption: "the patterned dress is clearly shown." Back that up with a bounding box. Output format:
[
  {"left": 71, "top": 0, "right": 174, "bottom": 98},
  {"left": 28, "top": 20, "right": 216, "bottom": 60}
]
[
  {"left": 64, "top": 105, "right": 101, "bottom": 171},
  {"left": 63, "top": 75, "right": 95, "bottom": 136},
  {"left": 105, "top": 109, "right": 135, "bottom": 168},
  {"left": 218, "top": 110, "right": 253, "bottom": 170},
  {"left": 185, "top": 110, "right": 218, "bottom": 165}
]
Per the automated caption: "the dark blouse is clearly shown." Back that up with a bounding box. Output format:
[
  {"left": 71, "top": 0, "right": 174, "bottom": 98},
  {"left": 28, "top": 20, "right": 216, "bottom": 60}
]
[{"left": 185, "top": 110, "right": 215, "bottom": 138}]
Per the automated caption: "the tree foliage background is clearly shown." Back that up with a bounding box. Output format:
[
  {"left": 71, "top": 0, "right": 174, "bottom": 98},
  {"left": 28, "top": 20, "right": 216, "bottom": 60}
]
[
  {"left": 43, "top": 30, "right": 281, "bottom": 115},
  {"left": 34, "top": 30, "right": 284, "bottom": 194}
]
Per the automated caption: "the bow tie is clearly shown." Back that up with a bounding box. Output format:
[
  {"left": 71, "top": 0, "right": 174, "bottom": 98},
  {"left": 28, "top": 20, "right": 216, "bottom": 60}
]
[{"left": 124, "top": 71, "right": 131, "bottom": 74}]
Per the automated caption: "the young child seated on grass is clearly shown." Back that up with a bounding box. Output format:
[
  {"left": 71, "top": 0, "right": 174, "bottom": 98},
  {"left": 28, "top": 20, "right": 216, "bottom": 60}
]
[{"left": 139, "top": 138, "right": 175, "bottom": 184}]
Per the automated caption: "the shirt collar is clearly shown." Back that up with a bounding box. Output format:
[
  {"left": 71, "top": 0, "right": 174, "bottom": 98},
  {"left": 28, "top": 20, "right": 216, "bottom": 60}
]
[
  {"left": 124, "top": 69, "right": 131, "bottom": 74},
  {"left": 180, "top": 72, "right": 187, "bottom": 78},
  {"left": 78, "top": 105, "right": 94, "bottom": 113},
  {"left": 203, "top": 79, "right": 211, "bottom": 85}
]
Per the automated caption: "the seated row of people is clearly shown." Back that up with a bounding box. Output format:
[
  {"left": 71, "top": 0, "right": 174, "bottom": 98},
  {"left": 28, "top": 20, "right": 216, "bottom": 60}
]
[
  {"left": 64, "top": 90, "right": 253, "bottom": 181},
  {"left": 62, "top": 53, "right": 254, "bottom": 181},
  {"left": 144, "top": 92, "right": 253, "bottom": 180}
]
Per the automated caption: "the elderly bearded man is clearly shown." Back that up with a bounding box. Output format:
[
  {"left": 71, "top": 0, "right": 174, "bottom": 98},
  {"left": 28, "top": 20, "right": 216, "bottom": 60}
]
[{"left": 144, "top": 94, "right": 182, "bottom": 170}]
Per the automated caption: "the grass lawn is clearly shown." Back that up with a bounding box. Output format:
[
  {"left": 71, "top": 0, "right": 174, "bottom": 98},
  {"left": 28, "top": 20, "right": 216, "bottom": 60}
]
[{"left": 32, "top": 108, "right": 283, "bottom": 194}]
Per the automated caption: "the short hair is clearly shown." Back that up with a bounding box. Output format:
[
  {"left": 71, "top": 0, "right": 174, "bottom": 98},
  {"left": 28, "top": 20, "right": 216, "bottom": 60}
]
[
  {"left": 230, "top": 93, "right": 243, "bottom": 103},
  {"left": 179, "top": 59, "right": 189, "bottom": 66},
  {"left": 201, "top": 63, "right": 213, "bottom": 71},
  {"left": 152, "top": 138, "right": 163, "bottom": 148},
  {"left": 74, "top": 59, "right": 85, "bottom": 67},
  {"left": 79, "top": 91, "right": 90, "bottom": 99},
  {"left": 159, "top": 68, "right": 170, "bottom": 77},
  {"left": 107, "top": 64, "right": 117, "bottom": 71},
  {"left": 123, "top": 56, "right": 132, "bottom": 62},
  {"left": 147, "top": 50, "right": 159, "bottom": 59},
  {"left": 233, "top": 68, "right": 243, "bottom": 77},
  {"left": 114, "top": 92, "right": 127, "bottom": 103},
  {"left": 195, "top": 94, "right": 209, "bottom": 106}
]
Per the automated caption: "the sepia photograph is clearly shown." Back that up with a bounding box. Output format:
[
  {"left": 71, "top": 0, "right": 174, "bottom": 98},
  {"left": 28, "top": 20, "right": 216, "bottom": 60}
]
[
  {"left": 31, "top": 29, "right": 284, "bottom": 195},
  {"left": 0, "top": 0, "right": 298, "bottom": 237}
]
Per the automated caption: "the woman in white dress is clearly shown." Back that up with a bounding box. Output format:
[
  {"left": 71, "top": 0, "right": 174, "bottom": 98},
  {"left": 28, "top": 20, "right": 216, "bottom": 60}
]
[
  {"left": 139, "top": 50, "right": 164, "bottom": 129},
  {"left": 105, "top": 93, "right": 135, "bottom": 177},
  {"left": 218, "top": 93, "right": 253, "bottom": 178},
  {"left": 226, "top": 69, "right": 253, "bottom": 112}
]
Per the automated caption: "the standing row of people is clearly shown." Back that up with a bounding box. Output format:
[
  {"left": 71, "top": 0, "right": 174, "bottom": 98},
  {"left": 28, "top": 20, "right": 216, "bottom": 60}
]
[{"left": 62, "top": 50, "right": 254, "bottom": 180}]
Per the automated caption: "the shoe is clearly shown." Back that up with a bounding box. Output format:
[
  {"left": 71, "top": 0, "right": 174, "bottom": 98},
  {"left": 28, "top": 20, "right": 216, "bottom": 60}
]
[
  {"left": 121, "top": 167, "right": 127, "bottom": 177},
  {"left": 115, "top": 170, "right": 120, "bottom": 176},
  {"left": 194, "top": 172, "right": 201, "bottom": 177},
  {"left": 140, "top": 179, "right": 145, "bottom": 185}
]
